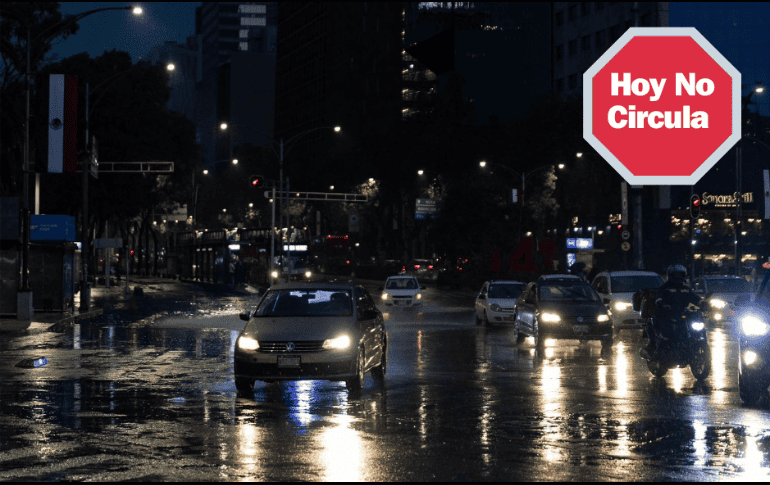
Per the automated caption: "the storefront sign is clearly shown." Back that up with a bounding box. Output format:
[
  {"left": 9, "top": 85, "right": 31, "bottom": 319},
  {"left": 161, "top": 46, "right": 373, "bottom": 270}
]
[{"left": 701, "top": 191, "right": 753, "bottom": 208}]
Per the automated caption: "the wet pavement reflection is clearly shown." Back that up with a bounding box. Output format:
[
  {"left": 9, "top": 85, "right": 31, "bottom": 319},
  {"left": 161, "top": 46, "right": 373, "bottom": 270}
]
[{"left": 2, "top": 285, "right": 770, "bottom": 480}]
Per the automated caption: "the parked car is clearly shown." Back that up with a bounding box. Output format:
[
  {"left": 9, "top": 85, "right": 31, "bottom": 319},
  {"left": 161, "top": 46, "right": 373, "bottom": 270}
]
[
  {"left": 693, "top": 275, "right": 753, "bottom": 325},
  {"left": 513, "top": 274, "right": 613, "bottom": 349},
  {"left": 379, "top": 275, "right": 424, "bottom": 309},
  {"left": 234, "top": 282, "right": 387, "bottom": 395},
  {"left": 474, "top": 280, "right": 526, "bottom": 326},
  {"left": 591, "top": 270, "right": 664, "bottom": 331},
  {"left": 733, "top": 271, "right": 770, "bottom": 404}
]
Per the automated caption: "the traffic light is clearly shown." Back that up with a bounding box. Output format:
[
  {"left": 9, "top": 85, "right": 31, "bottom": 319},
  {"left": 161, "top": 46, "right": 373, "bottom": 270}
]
[
  {"left": 690, "top": 194, "right": 701, "bottom": 219},
  {"left": 249, "top": 174, "right": 265, "bottom": 188}
]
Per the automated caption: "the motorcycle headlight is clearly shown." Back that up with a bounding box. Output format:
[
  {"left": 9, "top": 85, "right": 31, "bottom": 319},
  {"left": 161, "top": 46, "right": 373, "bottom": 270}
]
[
  {"left": 709, "top": 298, "right": 727, "bottom": 310},
  {"left": 741, "top": 315, "right": 770, "bottom": 337},
  {"left": 238, "top": 336, "right": 259, "bottom": 350},
  {"left": 541, "top": 312, "right": 560, "bottom": 323},
  {"left": 322, "top": 335, "right": 351, "bottom": 350},
  {"left": 614, "top": 301, "right": 632, "bottom": 311},
  {"left": 490, "top": 303, "right": 502, "bottom": 312},
  {"left": 691, "top": 321, "right": 705, "bottom": 332},
  {"left": 597, "top": 314, "right": 610, "bottom": 323}
]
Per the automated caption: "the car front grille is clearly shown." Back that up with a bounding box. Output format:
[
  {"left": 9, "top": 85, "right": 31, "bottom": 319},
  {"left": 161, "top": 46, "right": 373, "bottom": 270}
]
[
  {"left": 259, "top": 341, "right": 326, "bottom": 353},
  {"left": 560, "top": 316, "right": 604, "bottom": 325}
]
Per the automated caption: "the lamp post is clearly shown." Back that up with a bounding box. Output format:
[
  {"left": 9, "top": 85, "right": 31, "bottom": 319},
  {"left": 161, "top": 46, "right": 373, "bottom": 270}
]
[
  {"left": 479, "top": 160, "right": 564, "bottom": 244},
  {"left": 219, "top": 124, "right": 341, "bottom": 281},
  {"left": 14, "top": 5, "right": 142, "bottom": 315}
]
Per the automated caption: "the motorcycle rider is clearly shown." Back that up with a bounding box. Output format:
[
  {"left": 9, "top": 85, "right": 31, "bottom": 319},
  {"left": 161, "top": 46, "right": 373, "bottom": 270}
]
[{"left": 642, "top": 264, "right": 702, "bottom": 360}]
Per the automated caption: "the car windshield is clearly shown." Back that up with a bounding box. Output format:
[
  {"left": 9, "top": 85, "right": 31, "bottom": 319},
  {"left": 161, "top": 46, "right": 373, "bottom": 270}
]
[
  {"left": 707, "top": 278, "right": 751, "bottom": 293},
  {"left": 488, "top": 283, "right": 525, "bottom": 299},
  {"left": 256, "top": 289, "right": 353, "bottom": 317},
  {"left": 386, "top": 278, "right": 418, "bottom": 290},
  {"left": 539, "top": 283, "right": 600, "bottom": 302},
  {"left": 610, "top": 275, "right": 664, "bottom": 293}
]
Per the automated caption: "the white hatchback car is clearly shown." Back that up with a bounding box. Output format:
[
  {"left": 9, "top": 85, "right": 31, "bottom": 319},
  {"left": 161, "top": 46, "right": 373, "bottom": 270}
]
[
  {"left": 591, "top": 270, "right": 664, "bottom": 330},
  {"left": 380, "top": 276, "right": 424, "bottom": 309},
  {"left": 475, "top": 280, "right": 527, "bottom": 326}
]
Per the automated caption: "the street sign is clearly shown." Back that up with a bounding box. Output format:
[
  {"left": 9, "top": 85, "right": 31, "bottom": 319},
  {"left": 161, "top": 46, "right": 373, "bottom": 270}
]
[
  {"left": 621, "top": 230, "right": 630, "bottom": 240},
  {"left": 415, "top": 198, "right": 438, "bottom": 220},
  {"left": 621, "top": 241, "right": 631, "bottom": 252},
  {"left": 30, "top": 215, "right": 75, "bottom": 241},
  {"left": 584, "top": 28, "right": 740, "bottom": 185}
]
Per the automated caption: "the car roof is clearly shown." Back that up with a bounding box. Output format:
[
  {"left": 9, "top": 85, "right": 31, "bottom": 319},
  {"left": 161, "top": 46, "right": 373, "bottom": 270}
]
[
  {"left": 488, "top": 280, "right": 526, "bottom": 285},
  {"left": 268, "top": 282, "right": 358, "bottom": 291},
  {"left": 538, "top": 274, "right": 583, "bottom": 281},
  {"left": 599, "top": 271, "right": 662, "bottom": 277},
  {"left": 386, "top": 275, "right": 417, "bottom": 280}
]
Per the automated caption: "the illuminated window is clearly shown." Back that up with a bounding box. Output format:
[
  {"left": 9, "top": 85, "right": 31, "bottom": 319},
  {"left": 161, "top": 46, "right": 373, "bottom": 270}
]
[
  {"left": 241, "top": 17, "right": 266, "bottom": 26},
  {"left": 239, "top": 42, "right": 248, "bottom": 51},
  {"left": 239, "top": 4, "right": 266, "bottom": 14},
  {"left": 239, "top": 29, "right": 249, "bottom": 38}
]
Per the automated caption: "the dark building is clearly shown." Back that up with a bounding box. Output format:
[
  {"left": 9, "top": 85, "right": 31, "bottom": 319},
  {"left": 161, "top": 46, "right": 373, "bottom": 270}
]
[
  {"left": 195, "top": 2, "right": 278, "bottom": 170},
  {"left": 274, "top": 2, "right": 403, "bottom": 191}
]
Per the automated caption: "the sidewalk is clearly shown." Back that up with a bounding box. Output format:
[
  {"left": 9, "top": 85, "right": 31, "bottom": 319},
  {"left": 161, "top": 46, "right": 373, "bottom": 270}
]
[{"left": 0, "top": 276, "right": 261, "bottom": 333}]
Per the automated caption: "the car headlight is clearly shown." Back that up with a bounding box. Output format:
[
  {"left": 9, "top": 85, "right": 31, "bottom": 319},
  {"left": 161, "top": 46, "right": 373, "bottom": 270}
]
[
  {"left": 597, "top": 314, "right": 610, "bottom": 323},
  {"left": 541, "top": 312, "right": 560, "bottom": 322},
  {"left": 322, "top": 335, "right": 351, "bottom": 350},
  {"left": 709, "top": 298, "right": 727, "bottom": 310},
  {"left": 271, "top": 270, "right": 279, "bottom": 279},
  {"left": 614, "top": 301, "right": 632, "bottom": 311},
  {"left": 416, "top": 293, "right": 422, "bottom": 300},
  {"left": 741, "top": 315, "right": 770, "bottom": 337},
  {"left": 305, "top": 271, "right": 312, "bottom": 279},
  {"left": 238, "top": 336, "right": 259, "bottom": 350},
  {"left": 381, "top": 293, "right": 390, "bottom": 301},
  {"left": 691, "top": 321, "right": 706, "bottom": 331},
  {"left": 490, "top": 303, "right": 502, "bottom": 312}
]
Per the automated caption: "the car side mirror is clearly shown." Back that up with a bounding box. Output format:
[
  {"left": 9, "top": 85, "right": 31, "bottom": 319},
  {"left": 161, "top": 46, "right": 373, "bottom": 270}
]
[{"left": 239, "top": 311, "right": 252, "bottom": 321}]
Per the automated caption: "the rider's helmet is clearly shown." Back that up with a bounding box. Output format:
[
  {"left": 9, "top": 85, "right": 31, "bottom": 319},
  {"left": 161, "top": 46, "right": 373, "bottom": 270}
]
[{"left": 666, "top": 264, "right": 687, "bottom": 284}]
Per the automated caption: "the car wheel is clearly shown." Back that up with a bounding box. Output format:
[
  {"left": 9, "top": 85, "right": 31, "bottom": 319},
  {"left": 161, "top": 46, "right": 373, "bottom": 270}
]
[
  {"left": 533, "top": 318, "right": 544, "bottom": 349},
  {"left": 739, "top": 374, "right": 765, "bottom": 405},
  {"left": 371, "top": 341, "right": 386, "bottom": 383},
  {"left": 346, "top": 347, "right": 365, "bottom": 392},
  {"left": 235, "top": 377, "right": 254, "bottom": 396}
]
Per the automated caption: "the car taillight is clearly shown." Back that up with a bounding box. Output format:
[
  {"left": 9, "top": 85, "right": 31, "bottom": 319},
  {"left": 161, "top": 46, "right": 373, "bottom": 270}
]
[
  {"left": 428, "top": 265, "right": 433, "bottom": 270},
  {"left": 414, "top": 265, "right": 420, "bottom": 270},
  {"left": 402, "top": 266, "right": 406, "bottom": 272},
  {"left": 346, "top": 260, "right": 350, "bottom": 265}
]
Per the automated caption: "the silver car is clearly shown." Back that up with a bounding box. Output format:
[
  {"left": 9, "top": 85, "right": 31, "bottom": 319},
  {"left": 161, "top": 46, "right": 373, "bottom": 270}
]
[
  {"left": 591, "top": 271, "right": 664, "bottom": 330},
  {"left": 234, "top": 283, "right": 387, "bottom": 394},
  {"left": 694, "top": 275, "right": 754, "bottom": 324}
]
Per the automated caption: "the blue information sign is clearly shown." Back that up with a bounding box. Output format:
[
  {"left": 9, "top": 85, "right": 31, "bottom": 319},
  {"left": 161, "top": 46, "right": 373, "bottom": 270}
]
[{"left": 30, "top": 215, "right": 76, "bottom": 241}]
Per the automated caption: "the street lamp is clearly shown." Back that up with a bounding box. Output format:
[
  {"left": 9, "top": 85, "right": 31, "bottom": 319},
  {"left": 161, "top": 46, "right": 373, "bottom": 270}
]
[
  {"left": 479, "top": 160, "right": 564, "bottom": 243},
  {"left": 12, "top": 5, "right": 142, "bottom": 315}
]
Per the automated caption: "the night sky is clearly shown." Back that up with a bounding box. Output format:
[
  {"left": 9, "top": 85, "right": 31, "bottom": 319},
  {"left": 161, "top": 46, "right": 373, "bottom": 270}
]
[{"left": 52, "top": 3, "right": 770, "bottom": 102}]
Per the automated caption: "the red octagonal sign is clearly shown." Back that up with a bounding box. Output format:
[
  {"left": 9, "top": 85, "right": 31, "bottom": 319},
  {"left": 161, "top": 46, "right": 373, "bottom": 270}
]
[{"left": 584, "top": 28, "right": 741, "bottom": 185}]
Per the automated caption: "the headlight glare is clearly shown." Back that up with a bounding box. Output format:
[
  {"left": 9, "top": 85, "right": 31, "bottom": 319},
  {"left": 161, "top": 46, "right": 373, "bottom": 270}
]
[
  {"left": 305, "top": 271, "right": 312, "bottom": 278},
  {"left": 322, "top": 335, "right": 351, "bottom": 350},
  {"left": 238, "top": 336, "right": 259, "bottom": 350},
  {"left": 691, "top": 321, "right": 705, "bottom": 331},
  {"left": 709, "top": 298, "right": 727, "bottom": 310},
  {"left": 614, "top": 301, "right": 632, "bottom": 311},
  {"left": 741, "top": 315, "right": 770, "bottom": 336},
  {"left": 381, "top": 293, "right": 389, "bottom": 300},
  {"left": 541, "top": 312, "right": 560, "bottom": 323},
  {"left": 597, "top": 314, "right": 610, "bottom": 322},
  {"left": 416, "top": 293, "right": 422, "bottom": 300}
]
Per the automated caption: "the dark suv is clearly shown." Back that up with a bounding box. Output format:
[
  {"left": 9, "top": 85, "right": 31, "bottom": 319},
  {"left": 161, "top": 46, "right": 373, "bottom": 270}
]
[{"left": 735, "top": 272, "right": 770, "bottom": 404}]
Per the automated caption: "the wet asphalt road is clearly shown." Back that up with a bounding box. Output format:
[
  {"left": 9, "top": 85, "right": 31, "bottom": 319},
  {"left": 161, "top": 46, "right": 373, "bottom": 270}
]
[{"left": 2, "top": 283, "right": 770, "bottom": 481}]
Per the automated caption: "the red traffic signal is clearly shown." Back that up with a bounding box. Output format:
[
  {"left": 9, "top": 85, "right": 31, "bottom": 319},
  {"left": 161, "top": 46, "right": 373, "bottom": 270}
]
[
  {"left": 690, "top": 194, "right": 701, "bottom": 219},
  {"left": 249, "top": 174, "right": 265, "bottom": 188}
]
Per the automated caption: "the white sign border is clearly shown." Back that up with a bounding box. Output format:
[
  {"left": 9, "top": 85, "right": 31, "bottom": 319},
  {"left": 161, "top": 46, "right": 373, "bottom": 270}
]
[{"left": 583, "top": 27, "right": 741, "bottom": 186}]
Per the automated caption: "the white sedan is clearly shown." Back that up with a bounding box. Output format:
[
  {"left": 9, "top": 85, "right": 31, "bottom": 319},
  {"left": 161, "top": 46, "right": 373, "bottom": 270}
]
[
  {"left": 380, "top": 276, "right": 424, "bottom": 309},
  {"left": 475, "top": 280, "right": 526, "bottom": 326}
]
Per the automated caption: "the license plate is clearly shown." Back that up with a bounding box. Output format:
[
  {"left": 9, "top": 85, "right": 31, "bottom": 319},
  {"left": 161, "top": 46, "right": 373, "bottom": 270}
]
[
  {"left": 277, "top": 356, "right": 300, "bottom": 367},
  {"left": 573, "top": 325, "right": 589, "bottom": 333}
]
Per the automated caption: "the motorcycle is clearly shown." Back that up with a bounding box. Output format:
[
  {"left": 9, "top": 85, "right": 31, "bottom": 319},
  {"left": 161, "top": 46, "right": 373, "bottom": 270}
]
[{"left": 639, "top": 305, "right": 711, "bottom": 380}]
